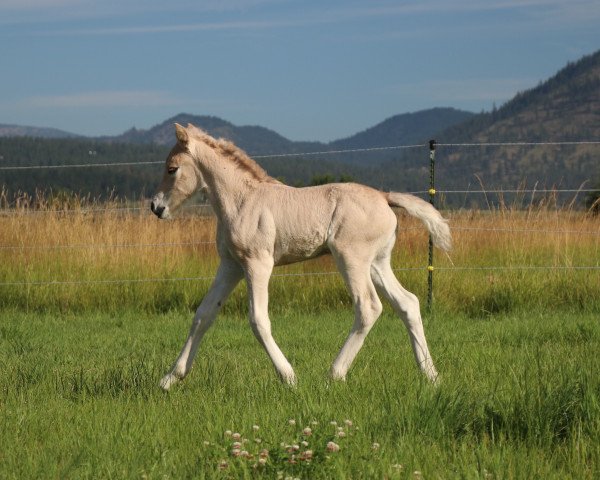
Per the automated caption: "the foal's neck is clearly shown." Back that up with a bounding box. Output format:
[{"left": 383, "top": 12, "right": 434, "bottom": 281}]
[{"left": 194, "top": 149, "right": 257, "bottom": 221}]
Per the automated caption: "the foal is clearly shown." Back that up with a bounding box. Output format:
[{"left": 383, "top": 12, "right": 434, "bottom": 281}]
[{"left": 151, "top": 123, "right": 451, "bottom": 390}]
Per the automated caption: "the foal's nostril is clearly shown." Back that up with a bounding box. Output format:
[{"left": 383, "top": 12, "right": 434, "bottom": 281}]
[{"left": 150, "top": 201, "right": 165, "bottom": 217}]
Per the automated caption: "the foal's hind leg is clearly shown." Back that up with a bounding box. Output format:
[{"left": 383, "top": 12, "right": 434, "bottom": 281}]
[
  {"left": 330, "top": 251, "right": 383, "bottom": 380},
  {"left": 371, "top": 247, "right": 438, "bottom": 382},
  {"left": 160, "top": 258, "right": 243, "bottom": 390}
]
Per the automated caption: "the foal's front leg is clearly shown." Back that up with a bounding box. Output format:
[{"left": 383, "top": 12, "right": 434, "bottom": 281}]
[
  {"left": 244, "top": 255, "right": 296, "bottom": 385},
  {"left": 160, "top": 259, "right": 243, "bottom": 390}
]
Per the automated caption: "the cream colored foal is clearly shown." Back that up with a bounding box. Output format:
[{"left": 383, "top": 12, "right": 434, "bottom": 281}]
[{"left": 151, "top": 124, "right": 451, "bottom": 390}]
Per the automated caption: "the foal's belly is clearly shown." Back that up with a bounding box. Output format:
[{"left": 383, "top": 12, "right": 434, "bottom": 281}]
[{"left": 273, "top": 227, "right": 329, "bottom": 266}]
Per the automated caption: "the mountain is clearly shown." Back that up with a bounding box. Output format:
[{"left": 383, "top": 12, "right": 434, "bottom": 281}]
[
  {"left": 108, "top": 109, "right": 473, "bottom": 157},
  {"left": 0, "top": 124, "right": 80, "bottom": 139},
  {"left": 331, "top": 108, "right": 474, "bottom": 150},
  {"left": 381, "top": 50, "right": 600, "bottom": 198},
  {"left": 108, "top": 113, "right": 324, "bottom": 155}
]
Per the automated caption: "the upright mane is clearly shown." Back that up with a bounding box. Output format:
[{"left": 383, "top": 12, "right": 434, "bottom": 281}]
[{"left": 188, "top": 125, "right": 281, "bottom": 184}]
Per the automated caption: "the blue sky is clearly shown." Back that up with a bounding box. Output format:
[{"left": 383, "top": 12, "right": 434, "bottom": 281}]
[{"left": 0, "top": 0, "right": 598, "bottom": 142}]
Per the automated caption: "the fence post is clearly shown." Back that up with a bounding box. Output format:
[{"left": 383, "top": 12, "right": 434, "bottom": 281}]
[{"left": 427, "top": 139, "right": 436, "bottom": 311}]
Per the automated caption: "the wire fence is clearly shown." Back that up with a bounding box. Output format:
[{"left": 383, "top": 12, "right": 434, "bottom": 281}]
[{"left": 1, "top": 139, "right": 599, "bottom": 293}]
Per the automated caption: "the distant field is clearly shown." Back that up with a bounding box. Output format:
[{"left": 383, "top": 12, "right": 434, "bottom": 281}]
[
  {"left": 1, "top": 309, "right": 599, "bottom": 478},
  {"left": 0, "top": 201, "right": 598, "bottom": 314}
]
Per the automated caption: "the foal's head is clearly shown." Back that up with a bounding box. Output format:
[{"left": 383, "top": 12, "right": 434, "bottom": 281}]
[{"left": 150, "top": 123, "right": 206, "bottom": 219}]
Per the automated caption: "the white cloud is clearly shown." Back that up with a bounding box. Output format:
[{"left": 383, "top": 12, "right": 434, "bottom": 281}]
[{"left": 22, "top": 90, "right": 182, "bottom": 108}]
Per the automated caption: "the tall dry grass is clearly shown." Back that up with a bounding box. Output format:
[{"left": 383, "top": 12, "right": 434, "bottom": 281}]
[{"left": 1, "top": 192, "right": 599, "bottom": 314}]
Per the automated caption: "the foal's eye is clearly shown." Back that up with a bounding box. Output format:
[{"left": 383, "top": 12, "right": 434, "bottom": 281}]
[{"left": 167, "top": 166, "right": 179, "bottom": 175}]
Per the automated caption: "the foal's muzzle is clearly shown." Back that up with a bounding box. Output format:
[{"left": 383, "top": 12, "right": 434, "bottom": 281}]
[{"left": 150, "top": 200, "right": 165, "bottom": 217}]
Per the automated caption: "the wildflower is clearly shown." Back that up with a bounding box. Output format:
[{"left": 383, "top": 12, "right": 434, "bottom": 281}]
[
  {"left": 311, "top": 420, "right": 319, "bottom": 426},
  {"left": 258, "top": 457, "right": 267, "bottom": 466},
  {"left": 224, "top": 430, "right": 232, "bottom": 437},
  {"left": 218, "top": 460, "right": 228, "bottom": 470},
  {"left": 288, "top": 419, "right": 296, "bottom": 426},
  {"left": 392, "top": 464, "right": 404, "bottom": 471},
  {"left": 232, "top": 441, "right": 242, "bottom": 449},
  {"left": 240, "top": 450, "right": 251, "bottom": 459},
  {"left": 413, "top": 471, "right": 422, "bottom": 478},
  {"left": 330, "top": 420, "right": 337, "bottom": 426},
  {"left": 326, "top": 441, "right": 340, "bottom": 452},
  {"left": 259, "top": 449, "right": 269, "bottom": 458},
  {"left": 231, "top": 448, "right": 241, "bottom": 457},
  {"left": 344, "top": 419, "right": 353, "bottom": 427},
  {"left": 232, "top": 432, "right": 241, "bottom": 441},
  {"left": 301, "top": 440, "right": 309, "bottom": 447},
  {"left": 302, "top": 427, "right": 312, "bottom": 436},
  {"left": 337, "top": 430, "right": 346, "bottom": 438},
  {"left": 300, "top": 450, "right": 313, "bottom": 461},
  {"left": 254, "top": 438, "right": 262, "bottom": 444},
  {"left": 252, "top": 424, "right": 260, "bottom": 432},
  {"left": 203, "top": 441, "right": 210, "bottom": 446},
  {"left": 372, "top": 442, "right": 380, "bottom": 450}
]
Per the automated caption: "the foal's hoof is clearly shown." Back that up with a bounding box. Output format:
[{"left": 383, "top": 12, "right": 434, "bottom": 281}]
[
  {"left": 159, "top": 373, "right": 180, "bottom": 391},
  {"left": 329, "top": 368, "right": 347, "bottom": 382},
  {"left": 279, "top": 370, "right": 297, "bottom": 386}
]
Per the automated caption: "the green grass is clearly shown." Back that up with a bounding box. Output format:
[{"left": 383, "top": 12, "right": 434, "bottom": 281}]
[{"left": 1, "top": 307, "right": 599, "bottom": 479}]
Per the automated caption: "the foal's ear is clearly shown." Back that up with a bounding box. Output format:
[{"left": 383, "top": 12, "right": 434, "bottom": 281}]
[{"left": 174, "top": 123, "right": 189, "bottom": 145}]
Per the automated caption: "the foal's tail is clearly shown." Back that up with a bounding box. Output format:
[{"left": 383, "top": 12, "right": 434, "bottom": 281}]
[{"left": 387, "top": 192, "right": 452, "bottom": 251}]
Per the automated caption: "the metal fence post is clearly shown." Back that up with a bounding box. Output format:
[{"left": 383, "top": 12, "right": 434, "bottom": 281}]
[{"left": 427, "top": 139, "right": 436, "bottom": 310}]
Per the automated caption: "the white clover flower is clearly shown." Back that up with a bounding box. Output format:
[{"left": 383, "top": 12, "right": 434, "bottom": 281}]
[
  {"left": 337, "top": 430, "right": 346, "bottom": 438},
  {"left": 344, "top": 419, "right": 353, "bottom": 427},
  {"left": 301, "top": 440, "right": 309, "bottom": 447},
  {"left": 252, "top": 425, "right": 260, "bottom": 432},
  {"left": 232, "top": 432, "right": 241, "bottom": 441},
  {"left": 258, "top": 457, "right": 267, "bottom": 465},
  {"left": 302, "top": 427, "right": 312, "bottom": 436},
  {"left": 288, "top": 419, "right": 296, "bottom": 426},
  {"left": 372, "top": 442, "right": 380, "bottom": 450},
  {"left": 259, "top": 449, "right": 269, "bottom": 458},
  {"left": 326, "top": 441, "right": 340, "bottom": 452},
  {"left": 301, "top": 450, "right": 313, "bottom": 461},
  {"left": 218, "top": 460, "right": 228, "bottom": 470},
  {"left": 329, "top": 420, "right": 337, "bottom": 426},
  {"left": 224, "top": 430, "right": 232, "bottom": 437}
]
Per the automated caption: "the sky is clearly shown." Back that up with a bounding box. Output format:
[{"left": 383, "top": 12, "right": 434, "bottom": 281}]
[{"left": 0, "top": 0, "right": 598, "bottom": 142}]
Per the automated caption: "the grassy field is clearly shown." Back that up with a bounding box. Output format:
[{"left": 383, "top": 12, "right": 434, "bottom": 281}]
[
  {"left": 1, "top": 199, "right": 599, "bottom": 478},
  {"left": 1, "top": 308, "right": 599, "bottom": 479}
]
